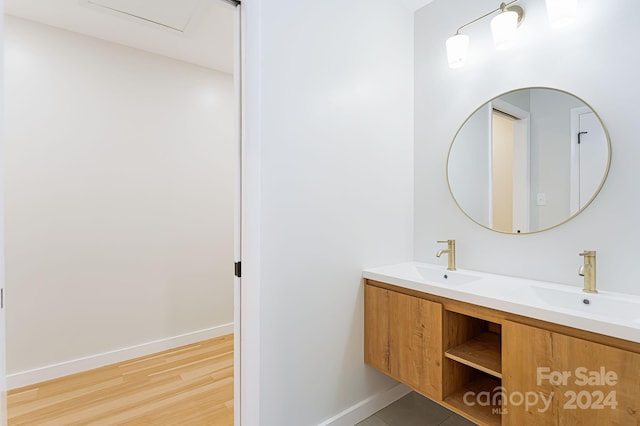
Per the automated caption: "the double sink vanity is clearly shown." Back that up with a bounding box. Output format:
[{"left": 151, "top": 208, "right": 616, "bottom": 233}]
[
  {"left": 363, "top": 260, "right": 640, "bottom": 425},
  {"left": 363, "top": 86, "right": 639, "bottom": 424}
]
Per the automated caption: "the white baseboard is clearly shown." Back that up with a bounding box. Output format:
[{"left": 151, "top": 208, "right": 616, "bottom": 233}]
[
  {"left": 318, "top": 383, "right": 412, "bottom": 426},
  {"left": 7, "top": 323, "right": 234, "bottom": 390}
]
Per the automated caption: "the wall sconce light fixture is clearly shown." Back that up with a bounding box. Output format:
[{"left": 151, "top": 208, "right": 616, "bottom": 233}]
[
  {"left": 446, "top": 0, "right": 578, "bottom": 69},
  {"left": 446, "top": 33, "right": 470, "bottom": 69},
  {"left": 490, "top": 3, "right": 523, "bottom": 50}
]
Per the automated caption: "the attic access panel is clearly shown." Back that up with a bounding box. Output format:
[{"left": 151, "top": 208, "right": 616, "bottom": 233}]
[{"left": 88, "top": 0, "right": 201, "bottom": 32}]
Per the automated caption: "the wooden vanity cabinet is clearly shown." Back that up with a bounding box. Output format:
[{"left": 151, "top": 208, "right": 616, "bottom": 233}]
[
  {"left": 502, "top": 321, "right": 640, "bottom": 425},
  {"left": 364, "top": 284, "right": 443, "bottom": 399}
]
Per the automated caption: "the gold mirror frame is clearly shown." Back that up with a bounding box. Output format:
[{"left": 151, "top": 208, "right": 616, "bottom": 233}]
[{"left": 446, "top": 87, "right": 611, "bottom": 235}]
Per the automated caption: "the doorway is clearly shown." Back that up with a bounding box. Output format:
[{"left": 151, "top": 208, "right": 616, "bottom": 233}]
[
  {"left": 489, "top": 100, "right": 531, "bottom": 233},
  {"left": 491, "top": 111, "right": 516, "bottom": 232},
  {"left": 1, "top": 0, "right": 242, "bottom": 423}
]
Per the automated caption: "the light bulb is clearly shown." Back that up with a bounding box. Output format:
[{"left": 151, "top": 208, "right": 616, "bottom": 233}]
[
  {"left": 446, "top": 33, "right": 469, "bottom": 69},
  {"left": 491, "top": 10, "right": 518, "bottom": 50}
]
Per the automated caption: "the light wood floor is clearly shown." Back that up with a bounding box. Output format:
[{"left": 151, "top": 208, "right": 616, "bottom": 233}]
[{"left": 7, "top": 334, "right": 234, "bottom": 425}]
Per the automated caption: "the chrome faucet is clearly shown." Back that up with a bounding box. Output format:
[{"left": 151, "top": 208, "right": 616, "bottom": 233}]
[
  {"left": 436, "top": 240, "right": 456, "bottom": 271},
  {"left": 578, "top": 250, "right": 597, "bottom": 293}
]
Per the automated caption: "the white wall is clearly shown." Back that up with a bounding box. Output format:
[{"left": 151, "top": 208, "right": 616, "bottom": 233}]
[
  {"left": 243, "top": 0, "right": 414, "bottom": 424},
  {"left": 4, "top": 16, "right": 235, "bottom": 380},
  {"left": 415, "top": 0, "right": 640, "bottom": 295}
]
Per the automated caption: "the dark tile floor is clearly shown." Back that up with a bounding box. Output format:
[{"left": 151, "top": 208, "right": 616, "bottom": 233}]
[{"left": 356, "top": 392, "right": 477, "bottom": 426}]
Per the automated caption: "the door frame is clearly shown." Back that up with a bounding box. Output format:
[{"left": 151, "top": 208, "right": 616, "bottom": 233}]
[
  {"left": 233, "top": 2, "right": 243, "bottom": 425},
  {"left": 238, "top": 1, "right": 261, "bottom": 425},
  {"left": 0, "top": 2, "right": 7, "bottom": 424}
]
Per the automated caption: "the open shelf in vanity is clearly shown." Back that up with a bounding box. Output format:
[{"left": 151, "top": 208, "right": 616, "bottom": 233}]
[
  {"left": 445, "top": 330, "right": 502, "bottom": 377},
  {"left": 444, "top": 373, "right": 501, "bottom": 426},
  {"left": 442, "top": 311, "right": 503, "bottom": 425}
]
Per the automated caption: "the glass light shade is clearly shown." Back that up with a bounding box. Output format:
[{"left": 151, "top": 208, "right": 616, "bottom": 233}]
[
  {"left": 490, "top": 10, "right": 518, "bottom": 50},
  {"left": 446, "top": 34, "right": 469, "bottom": 69},
  {"left": 545, "top": 0, "right": 578, "bottom": 27}
]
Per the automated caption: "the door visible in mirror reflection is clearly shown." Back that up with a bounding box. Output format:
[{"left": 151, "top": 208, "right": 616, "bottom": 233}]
[
  {"left": 571, "top": 109, "right": 608, "bottom": 215},
  {"left": 491, "top": 108, "right": 530, "bottom": 233},
  {"left": 492, "top": 111, "right": 515, "bottom": 233}
]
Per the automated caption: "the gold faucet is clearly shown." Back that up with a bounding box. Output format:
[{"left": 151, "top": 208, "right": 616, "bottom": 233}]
[
  {"left": 436, "top": 240, "right": 456, "bottom": 271},
  {"left": 578, "top": 250, "right": 597, "bottom": 293}
]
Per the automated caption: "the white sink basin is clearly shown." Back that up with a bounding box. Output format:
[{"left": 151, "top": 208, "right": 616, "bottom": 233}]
[
  {"left": 415, "top": 266, "right": 483, "bottom": 285},
  {"left": 362, "top": 261, "right": 640, "bottom": 343},
  {"left": 516, "top": 285, "right": 640, "bottom": 322}
]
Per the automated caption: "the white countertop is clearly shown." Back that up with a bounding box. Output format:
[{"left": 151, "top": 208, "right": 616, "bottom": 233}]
[{"left": 363, "top": 261, "right": 640, "bottom": 344}]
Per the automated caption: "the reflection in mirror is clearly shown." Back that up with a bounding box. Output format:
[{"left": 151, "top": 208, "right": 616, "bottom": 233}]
[{"left": 447, "top": 88, "right": 610, "bottom": 234}]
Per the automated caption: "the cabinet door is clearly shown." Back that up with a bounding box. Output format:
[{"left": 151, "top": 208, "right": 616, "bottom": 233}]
[
  {"left": 364, "top": 284, "right": 443, "bottom": 399},
  {"left": 503, "top": 320, "right": 640, "bottom": 425}
]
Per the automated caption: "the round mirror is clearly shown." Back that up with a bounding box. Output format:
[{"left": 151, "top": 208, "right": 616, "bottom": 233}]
[{"left": 447, "top": 87, "right": 611, "bottom": 234}]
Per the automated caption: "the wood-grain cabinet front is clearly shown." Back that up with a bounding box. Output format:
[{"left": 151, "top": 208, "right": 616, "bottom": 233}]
[
  {"left": 364, "top": 283, "right": 443, "bottom": 400},
  {"left": 502, "top": 321, "right": 640, "bottom": 425}
]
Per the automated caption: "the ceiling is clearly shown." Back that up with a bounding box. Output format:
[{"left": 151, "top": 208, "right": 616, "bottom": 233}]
[
  {"left": 400, "top": 0, "right": 435, "bottom": 12},
  {"left": 3, "top": 0, "right": 236, "bottom": 74},
  {"left": 3, "top": 0, "right": 434, "bottom": 74}
]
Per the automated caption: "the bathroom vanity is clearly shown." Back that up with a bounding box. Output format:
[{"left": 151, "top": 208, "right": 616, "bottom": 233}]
[{"left": 363, "top": 263, "right": 640, "bottom": 426}]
